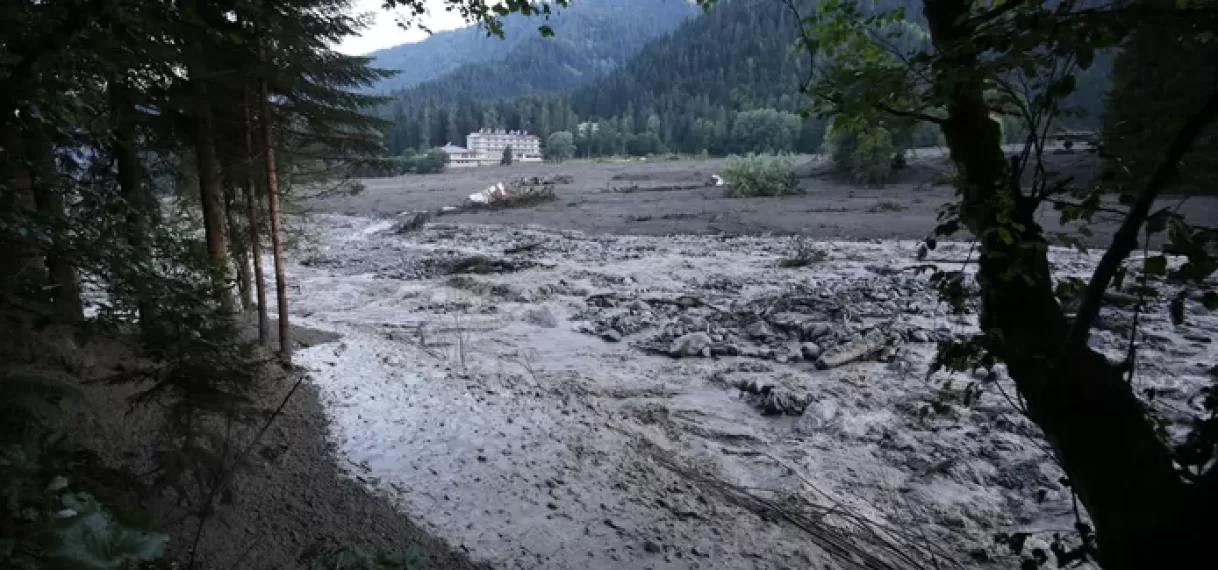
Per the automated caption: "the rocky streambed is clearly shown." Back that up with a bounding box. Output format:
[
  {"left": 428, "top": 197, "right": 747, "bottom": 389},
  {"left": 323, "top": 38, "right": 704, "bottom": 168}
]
[{"left": 283, "top": 214, "right": 1217, "bottom": 570}]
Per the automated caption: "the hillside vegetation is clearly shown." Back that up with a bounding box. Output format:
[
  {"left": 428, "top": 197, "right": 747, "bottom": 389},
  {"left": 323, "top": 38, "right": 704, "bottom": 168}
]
[{"left": 368, "top": 0, "right": 697, "bottom": 95}]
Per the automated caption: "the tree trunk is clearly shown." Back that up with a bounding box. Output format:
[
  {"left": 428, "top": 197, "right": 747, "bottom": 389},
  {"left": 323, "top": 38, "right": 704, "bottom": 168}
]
[
  {"left": 192, "top": 84, "right": 234, "bottom": 313},
  {"left": 259, "top": 77, "right": 291, "bottom": 363},
  {"left": 244, "top": 95, "right": 269, "bottom": 344},
  {"left": 0, "top": 111, "right": 47, "bottom": 305},
  {"left": 25, "top": 120, "right": 83, "bottom": 323},
  {"left": 921, "top": 1, "right": 1214, "bottom": 567},
  {"left": 224, "top": 181, "right": 253, "bottom": 311},
  {"left": 110, "top": 82, "right": 157, "bottom": 327}
]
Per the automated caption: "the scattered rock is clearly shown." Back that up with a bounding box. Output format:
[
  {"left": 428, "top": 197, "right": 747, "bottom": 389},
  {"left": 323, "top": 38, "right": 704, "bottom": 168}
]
[
  {"left": 1184, "top": 334, "right": 1212, "bottom": 344},
  {"left": 815, "top": 329, "right": 890, "bottom": 369},
  {"left": 800, "top": 342, "right": 823, "bottom": 360},
  {"left": 669, "top": 332, "right": 713, "bottom": 358},
  {"left": 392, "top": 211, "right": 432, "bottom": 234},
  {"left": 448, "top": 254, "right": 532, "bottom": 275},
  {"left": 909, "top": 330, "right": 930, "bottom": 343},
  {"left": 745, "top": 320, "right": 775, "bottom": 340},
  {"left": 762, "top": 392, "right": 804, "bottom": 416},
  {"left": 643, "top": 540, "right": 662, "bottom": 554},
  {"left": 524, "top": 307, "right": 558, "bottom": 328},
  {"left": 809, "top": 323, "right": 831, "bottom": 340},
  {"left": 601, "top": 329, "right": 623, "bottom": 343},
  {"left": 628, "top": 299, "right": 650, "bottom": 312},
  {"left": 795, "top": 399, "right": 840, "bottom": 434}
]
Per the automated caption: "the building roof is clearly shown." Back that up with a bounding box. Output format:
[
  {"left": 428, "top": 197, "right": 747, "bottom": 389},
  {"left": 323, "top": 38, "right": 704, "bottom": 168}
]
[
  {"left": 441, "top": 143, "right": 475, "bottom": 155},
  {"left": 469, "top": 129, "right": 540, "bottom": 140}
]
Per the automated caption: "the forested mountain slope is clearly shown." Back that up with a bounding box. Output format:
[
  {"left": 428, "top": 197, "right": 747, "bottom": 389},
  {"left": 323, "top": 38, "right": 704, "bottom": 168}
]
[
  {"left": 369, "top": 0, "right": 697, "bottom": 95},
  {"left": 379, "top": 0, "right": 1112, "bottom": 157}
]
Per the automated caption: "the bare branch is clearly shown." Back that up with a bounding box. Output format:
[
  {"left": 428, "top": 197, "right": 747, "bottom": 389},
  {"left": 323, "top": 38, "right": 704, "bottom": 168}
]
[
  {"left": 778, "top": 0, "right": 817, "bottom": 95},
  {"left": 1058, "top": 89, "right": 1218, "bottom": 363}
]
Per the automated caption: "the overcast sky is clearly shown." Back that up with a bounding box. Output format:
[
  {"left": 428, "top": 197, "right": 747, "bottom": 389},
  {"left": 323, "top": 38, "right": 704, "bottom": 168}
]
[{"left": 337, "top": 0, "right": 470, "bottom": 55}]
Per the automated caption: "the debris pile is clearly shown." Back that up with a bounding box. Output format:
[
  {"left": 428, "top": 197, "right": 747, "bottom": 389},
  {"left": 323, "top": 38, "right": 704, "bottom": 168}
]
[
  {"left": 573, "top": 276, "right": 944, "bottom": 373},
  {"left": 467, "top": 177, "right": 563, "bottom": 209}
]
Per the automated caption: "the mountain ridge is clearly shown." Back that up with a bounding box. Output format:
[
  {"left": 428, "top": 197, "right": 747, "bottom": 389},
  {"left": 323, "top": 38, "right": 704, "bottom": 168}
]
[{"left": 368, "top": 0, "right": 698, "bottom": 95}]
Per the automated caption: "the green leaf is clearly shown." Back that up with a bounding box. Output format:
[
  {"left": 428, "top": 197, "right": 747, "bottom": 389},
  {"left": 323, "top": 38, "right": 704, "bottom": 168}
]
[
  {"left": 1144, "top": 255, "right": 1168, "bottom": 276},
  {"left": 538, "top": 25, "right": 554, "bottom": 37},
  {"left": 1203, "top": 291, "right": 1218, "bottom": 310},
  {"left": 1146, "top": 208, "right": 1173, "bottom": 234},
  {"left": 47, "top": 476, "right": 69, "bottom": 492},
  {"left": 997, "top": 227, "right": 1014, "bottom": 245},
  {"left": 1077, "top": 46, "right": 1094, "bottom": 69},
  {"left": 50, "top": 494, "right": 167, "bottom": 569}
]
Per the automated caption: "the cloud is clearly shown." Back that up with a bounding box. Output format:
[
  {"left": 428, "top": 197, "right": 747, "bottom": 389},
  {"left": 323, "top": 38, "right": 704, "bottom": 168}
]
[{"left": 337, "top": 0, "right": 469, "bottom": 55}]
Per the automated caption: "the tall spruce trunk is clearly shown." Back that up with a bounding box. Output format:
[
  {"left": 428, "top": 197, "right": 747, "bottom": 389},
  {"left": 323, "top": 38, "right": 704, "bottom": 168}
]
[
  {"left": 922, "top": 1, "right": 1214, "bottom": 567},
  {"left": 244, "top": 96, "right": 269, "bottom": 344},
  {"left": 224, "top": 181, "right": 253, "bottom": 311},
  {"left": 259, "top": 77, "right": 291, "bottom": 362},
  {"left": 26, "top": 120, "right": 83, "bottom": 323},
  {"left": 191, "top": 84, "right": 234, "bottom": 313},
  {"left": 0, "top": 112, "right": 48, "bottom": 307},
  {"left": 110, "top": 82, "right": 156, "bottom": 327}
]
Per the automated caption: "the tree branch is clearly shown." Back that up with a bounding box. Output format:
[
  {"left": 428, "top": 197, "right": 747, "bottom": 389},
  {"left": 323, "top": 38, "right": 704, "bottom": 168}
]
[
  {"left": 0, "top": 0, "right": 120, "bottom": 94},
  {"left": 1058, "top": 89, "right": 1218, "bottom": 362},
  {"left": 876, "top": 103, "right": 947, "bottom": 125},
  {"left": 779, "top": 0, "right": 817, "bottom": 95}
]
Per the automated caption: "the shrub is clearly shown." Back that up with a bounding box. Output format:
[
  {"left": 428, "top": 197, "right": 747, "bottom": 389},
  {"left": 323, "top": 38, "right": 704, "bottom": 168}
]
[
  {"left": 824, "top": 118, "right": 903, "bottom": 187},
  {"left": 721, "top": 154, "right": 800, "bottom": 197},
  {"left": 409, "top": 149, "right": 449, "bottom": 174}
]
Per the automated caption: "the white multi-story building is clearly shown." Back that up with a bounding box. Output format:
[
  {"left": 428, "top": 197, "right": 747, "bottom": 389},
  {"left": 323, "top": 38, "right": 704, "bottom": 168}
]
[{"left": 466, "top": 129, "right": 542, "bottom": 163}]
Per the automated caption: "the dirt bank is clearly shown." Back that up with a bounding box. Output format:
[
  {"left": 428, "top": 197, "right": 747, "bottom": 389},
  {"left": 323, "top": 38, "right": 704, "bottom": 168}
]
[{"left": 66, "top": 324, "right": 488, "bottom": 570}]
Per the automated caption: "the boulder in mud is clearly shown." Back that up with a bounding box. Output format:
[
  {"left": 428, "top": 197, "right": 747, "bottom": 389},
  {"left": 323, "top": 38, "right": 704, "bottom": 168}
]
[
  {"left": 795, "top": 398, "right": 841, "bottom": 434},
  {"left": 669, "top": 332, "right": 712, "bottom": 358},
  {"left": 762, "top": 391, "right": 808, "bottom": 416},
  {"left": 601, "top": 329, "right": 623, "bottom": 343},
  {"left": 800, "top": 342, "right": 823, "bottom": 360},
  {"left": 392, "top": 211, "right": 432, "bottom": 234},
  {"left": 745, "top": 320, "right": 775, "bottom": 340},
  {"left": 523, "top": 307, "right": 558, "bottom": 328}
]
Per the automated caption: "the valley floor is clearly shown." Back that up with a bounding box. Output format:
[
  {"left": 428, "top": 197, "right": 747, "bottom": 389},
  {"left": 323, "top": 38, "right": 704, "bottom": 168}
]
[
  {"left": 274, "top": 214, "right": 1217, "bottom": 569},
  {"left": 300, "top": 151, "right": 1218, "bottom": 247}
]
